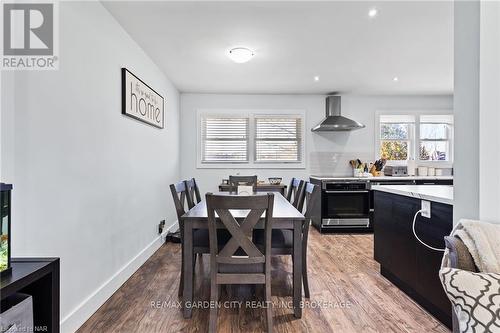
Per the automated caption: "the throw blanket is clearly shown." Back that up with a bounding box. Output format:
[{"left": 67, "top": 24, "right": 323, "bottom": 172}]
[
  {"left": 439, "top": 220, "right": 500, "bottom": 332},
  {"left": 452, "top": 219, "right": 500, "bottom": 274}
]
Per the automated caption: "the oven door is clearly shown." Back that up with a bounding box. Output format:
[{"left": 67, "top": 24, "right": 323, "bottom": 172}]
[{"left": 322, "top": 190, "right": 370, "bottom": 219}]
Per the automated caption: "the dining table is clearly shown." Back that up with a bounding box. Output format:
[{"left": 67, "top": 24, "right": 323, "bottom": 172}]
[{"left": 181, "top": 191, "right": 306, "bottom": 319}]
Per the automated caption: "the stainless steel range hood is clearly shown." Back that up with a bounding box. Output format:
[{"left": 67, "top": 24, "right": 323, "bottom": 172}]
[{"left": 311, "top": 96, "right": 365, "bottom": 131}]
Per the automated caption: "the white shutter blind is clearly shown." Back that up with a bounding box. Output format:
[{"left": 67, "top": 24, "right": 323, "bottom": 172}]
[
  {"left": 201, "top": 116, "right": 249, "bottom": 163},
  {"left": 255, "top": 116, "right": 302, "bottom": 162},
  {"left": 380, "top": 114, "right": 416, "bottom": 123},
  {"left": 420, "top": 115, "right": 454, "bottom": 124}
]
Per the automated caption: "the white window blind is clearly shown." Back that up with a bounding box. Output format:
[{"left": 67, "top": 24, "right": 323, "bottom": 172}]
[
  {"left": 201, "top": 116, "right": 249, "bottom": 163},
  {"left": 255, "top": 116, "right": 302, "bottom": 162}
]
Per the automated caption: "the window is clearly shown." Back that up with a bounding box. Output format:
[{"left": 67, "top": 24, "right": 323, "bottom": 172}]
[
  {"left": 419, "top": 115, "right": 453, "bottom": 161},
  {"left": 379, "top": 115, "right": 415, "bottom": 161},
  {"left": 255, "top": 116, "right": 302, "bottom": 162},
  {"left": 200, "top": 116, "right": 249, "bottom": 163},
  {"left": 376, "top": 113, "right": 453, "bottom": 165},
  {"left": 198, "top": 110, "right": 305, "bottom": 168}
]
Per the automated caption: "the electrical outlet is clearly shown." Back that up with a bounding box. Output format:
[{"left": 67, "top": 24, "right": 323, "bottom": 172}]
[
  {"left": 158, "top": 220, "right": 166, "bottom": 234},
  {"left": 421, "top": 200, "right": 431, "bottom": 218}
]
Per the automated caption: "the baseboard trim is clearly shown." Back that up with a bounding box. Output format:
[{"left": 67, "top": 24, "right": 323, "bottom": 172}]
[{"left": 61, "top": 221, "right": 178, "bottom": 333}]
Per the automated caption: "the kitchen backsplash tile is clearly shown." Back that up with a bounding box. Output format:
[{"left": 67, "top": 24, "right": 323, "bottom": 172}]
[{"left": 309, "top": 151, "right": 374, "bottom": 176}]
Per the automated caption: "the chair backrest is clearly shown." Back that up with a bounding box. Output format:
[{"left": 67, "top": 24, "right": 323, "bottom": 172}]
[
  {"left": 289, "top": 179, "right": 305, "bottom": 209},
  {"left": 228, "top": 175, "right": 258, "bottom": 192},
  {"left": 286, "top": 177, "right": 301, "bottom": 202},
  {"left": 300, "top": 183, "right": 320, "bottom": 247},
  {"left": 206, "top": 193, "right": 274, "bottom": 267},
  {"left": 301, "top": 182, "right": 320, "bottom": 218},
  {"left": 169, "top": 180, "right": 194, "bottom": 222},
  {"left": 185, "top": 178, "right": 201, "bottom": 208}
]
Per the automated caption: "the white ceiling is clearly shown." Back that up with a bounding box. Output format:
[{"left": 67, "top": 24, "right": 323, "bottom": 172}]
[{"left": 102, "top": 1, "right": 453, "bottom": 95}]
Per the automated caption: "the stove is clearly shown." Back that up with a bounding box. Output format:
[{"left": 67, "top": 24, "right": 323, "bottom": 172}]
[{"left": 309, "top": 177, "right": 372, "bottom": 232}]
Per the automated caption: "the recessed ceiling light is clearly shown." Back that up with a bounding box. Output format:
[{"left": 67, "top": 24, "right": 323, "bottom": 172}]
[
  {"left": 314, "top": 76, "right": 320, "bottom": 82},
  {"left": 227, "top": 47, "right": 255, "bottom": 63},
  {"left": 368, "top": 8, "right": 378, "bottom": 18},
  {"left": 393, "top": 77, "right": 399, "bottom": 82}
]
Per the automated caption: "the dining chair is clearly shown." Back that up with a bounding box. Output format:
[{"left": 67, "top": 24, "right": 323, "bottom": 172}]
[
  {"left": 297, "top": 182, "right": 320, "bottom": 298},
  {"left": 170, "top": 181, "right": 230, "bottom": 297},
  {"left": 228, "top": 175, "right": 258, "bottom": 192},
  {"left": 170, "top": 180, "right": 198, "bottom": 297},
  {"left": 286, "top": 178, "right": 305, "bottom": 208},
  {"left": 185, "top": 178, "right": 201, "bottom": 209},
  {"left": 254, "top": 182, "right": 319, "bottom": 298},
  {"left": 206, "top": 193, "right": 274, "bottom": 333}
]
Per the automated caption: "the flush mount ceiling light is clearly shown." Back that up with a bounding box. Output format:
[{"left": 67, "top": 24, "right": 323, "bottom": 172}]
[
  {"left": 393, "top": 76, "right": 399, "bottom": 82},
  {"left": 227, "top": 47, "right": 255, "bottom": 63},
  {"left": 314, "top": 76, "right": 320, "bottom": 82},
  {"left": 368, "top": 8, "right": 378, "bottom": 18}
]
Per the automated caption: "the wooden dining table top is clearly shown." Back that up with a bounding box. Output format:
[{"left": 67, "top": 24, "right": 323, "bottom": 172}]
[{"left": 181, "top": 192, "right": 305, "bottom": 221}]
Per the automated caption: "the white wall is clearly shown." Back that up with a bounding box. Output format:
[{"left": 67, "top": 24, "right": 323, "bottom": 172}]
[
  {"left": 180, "top": 94, "right": 452, "bottom": 194},
  {"left": 453, "top": 0, "right": 480, "bottom": 225},
  {"left": 479, "top": 1, "right": 500, "bottom": 223},
  {"left": 0, "top": 2, "right": 180, "bottom": 332}
]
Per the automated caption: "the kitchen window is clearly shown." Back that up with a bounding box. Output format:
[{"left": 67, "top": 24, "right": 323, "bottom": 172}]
[
  {"left": 376, "top": 112, "right": 453, "bottom": 165},
  {"left": 254, "top": 116, "right": 302, "bottom": 162},
  {"left": 419, "top": 115, "right": 453, "bottom": 161},
  {"left": 200, "top": 115, "right": 249, "bottom": 163},
  {"left": 379, "top": 115, "right": 415, "bottom": 161},
  {"left": 198, "top": 110, "right": 305, "bottom": 168}
]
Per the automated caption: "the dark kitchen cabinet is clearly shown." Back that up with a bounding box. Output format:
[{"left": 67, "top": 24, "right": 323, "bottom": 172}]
[
  {"left": 373, "top": 193, "right": 392, "bottom": 264},
  {"left": 373, "top": 191, "right": 452, "bottom": 328},
  {"left": 414, "top": 202, "right": 454, "bottom": 320}
]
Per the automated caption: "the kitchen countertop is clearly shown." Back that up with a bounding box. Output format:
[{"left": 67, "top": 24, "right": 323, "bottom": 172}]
[
  {"left": 310, "top": 175, "right": 453, "bottom": 181},
  {"left": 371, "top": 185, "right": 453, "bottom": 205}
]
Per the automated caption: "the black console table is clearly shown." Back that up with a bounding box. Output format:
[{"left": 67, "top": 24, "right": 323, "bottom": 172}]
[{"left": 1, "top": 258, "right": 60, "bottom": 333}]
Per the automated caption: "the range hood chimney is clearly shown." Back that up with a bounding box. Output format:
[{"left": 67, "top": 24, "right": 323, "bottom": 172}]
[{"left": 311, "top": 96, "right": 365, "bottom": 131}]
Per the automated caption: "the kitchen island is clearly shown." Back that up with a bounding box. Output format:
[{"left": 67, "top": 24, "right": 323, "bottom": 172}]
[{"left": 371, "top": 185, "right": 453, "bottom": 328}]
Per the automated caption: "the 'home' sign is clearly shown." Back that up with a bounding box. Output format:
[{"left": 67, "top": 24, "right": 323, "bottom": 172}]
[{"left": 122, "top": 68, "right": 164, "bottom": 128}]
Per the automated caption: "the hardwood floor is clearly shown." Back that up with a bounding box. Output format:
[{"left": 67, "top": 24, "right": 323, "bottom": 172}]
[{"left": 77, "top": 230, "right": 450, "bottom": 333}]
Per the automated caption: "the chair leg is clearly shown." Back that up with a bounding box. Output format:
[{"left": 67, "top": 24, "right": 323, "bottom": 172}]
[
  {"left": 192, "top": 253, "right": 197, "bottom": 292},
  {"left": 209, "top": 280, "right": 219, "bottom": 333},
  {"left": 302, "top": 220, "right": 311, "bottom": 298},
  {"left": 265, "top": 279, "right": 273, "bottom": 333},
  {"left": 302, "top": 249, "right": 310, "bottom": 298},
  {"left": 178, "top": 256, "right": 184, "bottom": 297}
]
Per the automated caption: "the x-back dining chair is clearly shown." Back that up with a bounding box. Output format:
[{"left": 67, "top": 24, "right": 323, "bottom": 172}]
[
  {"left": 298, "top": 182, "right": 320, "bottom": 297},
  {"left": 286, "top": 178, "right": 305, "bottom": 209},
  {"left": 228, "top": 175, "right": 258, "bottom": 193},
  {"left": 171, "top": 179, "right": 231, "bottom": 297},
  {"left": 185, "top": 178, "right": 201, "bottom": 209},
  {"left": 254, "top": 182, "right": 319, "bottom": 298},
  {"left": 170, "top": 180, "right": 200, "bottom": 297},
  {"left": 206, "top": 193, "right": 274, "bottom": 333}
]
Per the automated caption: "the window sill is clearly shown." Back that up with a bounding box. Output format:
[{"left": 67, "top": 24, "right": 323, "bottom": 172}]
[{"left": 197, "top": 162, "right": 306, "bottom": 169}]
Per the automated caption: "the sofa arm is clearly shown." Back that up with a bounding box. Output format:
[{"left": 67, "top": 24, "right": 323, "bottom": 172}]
[
  {"left": 444, "top": 235, "right": 478, "bottom": 333},
  {"left": 444, "top": 236, "right": 477, "bottom": 272}
]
